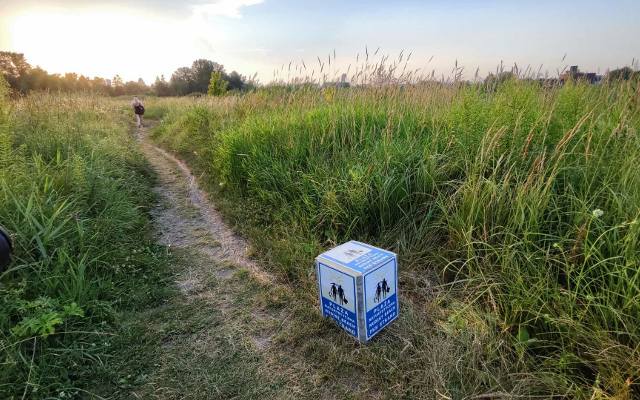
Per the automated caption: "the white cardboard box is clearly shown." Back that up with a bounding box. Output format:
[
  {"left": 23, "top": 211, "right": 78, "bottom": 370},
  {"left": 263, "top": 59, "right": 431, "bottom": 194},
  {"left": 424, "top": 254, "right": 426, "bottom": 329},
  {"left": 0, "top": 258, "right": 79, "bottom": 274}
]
[{"left": 315, "top": 241, "right": 399, "bottom": 342}]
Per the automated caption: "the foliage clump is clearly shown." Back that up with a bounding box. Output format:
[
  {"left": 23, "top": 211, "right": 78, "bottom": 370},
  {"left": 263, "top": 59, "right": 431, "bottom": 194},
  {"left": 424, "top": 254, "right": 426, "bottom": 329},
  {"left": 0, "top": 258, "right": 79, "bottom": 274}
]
[{"left": 208, "top": 70, "right": 229, "bottom": 96}]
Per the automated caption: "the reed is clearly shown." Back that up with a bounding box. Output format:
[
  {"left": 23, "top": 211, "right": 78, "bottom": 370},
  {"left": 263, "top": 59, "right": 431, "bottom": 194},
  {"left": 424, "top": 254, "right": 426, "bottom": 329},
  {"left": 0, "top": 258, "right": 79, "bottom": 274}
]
[
  {"left": 0, "top": 88, "right": 169, "bottom": 398},
  {"left": 151, "top": 76, "right": 640, "bottom": 398}
]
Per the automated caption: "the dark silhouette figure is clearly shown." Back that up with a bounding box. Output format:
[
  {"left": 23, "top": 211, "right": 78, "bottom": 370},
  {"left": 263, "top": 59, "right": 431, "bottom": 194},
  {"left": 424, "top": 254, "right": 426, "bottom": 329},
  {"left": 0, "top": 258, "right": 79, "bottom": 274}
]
[
  {"left": 330, "top": 283, "right": 338, "bottom": 301},
  {"left": 381, "top": 278, "right": 390, "bottom": 298},
  {"left": 375, "top": 283, "right": 382, "bottom": 303},
  {"left": 337, "top": 285, "right": 348, "bottom": 305}
]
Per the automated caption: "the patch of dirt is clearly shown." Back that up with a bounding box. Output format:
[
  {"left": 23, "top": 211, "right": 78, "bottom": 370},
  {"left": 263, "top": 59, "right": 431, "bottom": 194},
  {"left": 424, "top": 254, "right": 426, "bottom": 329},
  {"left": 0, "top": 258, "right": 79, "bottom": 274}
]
[
  {"left": 138, "top": 123, "right": 279, "bottom": 352},
  {"left": 138, "top": 125, "right": 273, "bottom": 288}
]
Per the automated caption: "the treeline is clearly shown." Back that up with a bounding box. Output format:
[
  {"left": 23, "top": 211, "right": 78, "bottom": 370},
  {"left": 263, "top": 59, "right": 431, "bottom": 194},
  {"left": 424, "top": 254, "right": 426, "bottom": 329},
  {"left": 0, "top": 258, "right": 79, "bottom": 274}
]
[
  {"left": 0, "top": 52, "right": 254, "bottom": 97},
  {"left": 157, "top": 59, "right": 256, "bottom": 96}
]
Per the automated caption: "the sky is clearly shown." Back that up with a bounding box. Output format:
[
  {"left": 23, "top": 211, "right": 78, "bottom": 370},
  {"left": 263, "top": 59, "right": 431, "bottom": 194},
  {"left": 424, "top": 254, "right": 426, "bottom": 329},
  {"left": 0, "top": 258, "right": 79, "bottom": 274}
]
[{"left": 1, "top": 0, "right": 639, "bottom": 84}]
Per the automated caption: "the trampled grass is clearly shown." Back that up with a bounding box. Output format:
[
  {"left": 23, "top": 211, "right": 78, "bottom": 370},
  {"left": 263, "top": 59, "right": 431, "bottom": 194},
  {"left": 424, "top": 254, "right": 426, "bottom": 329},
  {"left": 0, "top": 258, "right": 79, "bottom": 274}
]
[
  {"left": 150, "top": 78, "right": 640, "bottom": 398},
  {"left": 0, "top": 85, "right": 171, "bottom": 398}
]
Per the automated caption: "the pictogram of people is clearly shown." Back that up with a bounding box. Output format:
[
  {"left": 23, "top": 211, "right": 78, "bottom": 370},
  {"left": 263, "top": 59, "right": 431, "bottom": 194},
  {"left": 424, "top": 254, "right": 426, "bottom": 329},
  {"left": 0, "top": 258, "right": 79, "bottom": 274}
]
[
  {"left": 329, "top": 283, "right": 337, "bottom": 302},
  {"left": 381, "top": 278, "right": 389, "bottom": 298},
  {"left": 374, "top": 277, "right": 391, "bottom": 303},
  {"left": 329, "top": 282, "right": 348, "bottom": 305},
  {"left": 375, "top": 282, "right": 382, "bottom": 303}
]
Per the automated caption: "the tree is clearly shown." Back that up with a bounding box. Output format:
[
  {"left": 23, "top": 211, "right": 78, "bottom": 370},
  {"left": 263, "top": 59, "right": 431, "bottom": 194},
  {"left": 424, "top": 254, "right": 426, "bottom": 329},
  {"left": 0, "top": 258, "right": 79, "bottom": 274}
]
[
  {"left": 0, "top": 52, "right": 32, "bottom": 93},
  {"left": 226, "top": 71, "right": 245, "bottom": 91},
  {"left": 47, "top": 73, "right": 63, "bottom": 92},
  {"left": 208, "top": 71, "right": 228, "bottom": 96},
  {"left": 1, "top": 52, "right": 152, "bottom": 95},
  {"left": 90, "top": 77, "right": 110, "bottom": 94},
  {"left": 77, "top": 75, "right": 91, "bottom": 92},
  {"left": 607, "top": 67, "right": 639, "bottom": 81},
  {"left": 124, "top": 79, "right": 146, "bottom": 95},
  {"left": 169, "top": 59, "right": 230, "bottom": 95},
  {"left": 191, "top": 59, "right": 225, "bottom": 93},
  {"left": 167, "top": 59, "right": 253, "bottom": 96},
  {"left": 153, "top": 75, "right": 173, "bottom": 96},
  {"left": 483, "top": 71, "right": 516, "bottom": 91},
  {"left": 170, "top": 67, "right": 193, "bottom": 96},
  {"left": 112, "top": 75, "right": 125, "bottom": 96},
  {"left": 23, "top": 67, "right": 47, "bottom": 91},
  {"left": 0, "top": 73, "right": 10, "bottom": 100},
  {"left": 62, "top": 72, "right": 78, "bottom": 92}
]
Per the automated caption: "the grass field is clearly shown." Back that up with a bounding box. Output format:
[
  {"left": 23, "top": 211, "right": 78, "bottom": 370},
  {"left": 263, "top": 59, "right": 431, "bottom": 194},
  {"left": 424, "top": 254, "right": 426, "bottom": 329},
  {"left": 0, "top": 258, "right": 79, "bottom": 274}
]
[
  {"left": 1, "top": 74, "right": 638, "bottom": 399},
  {"left": 150, "top": 78, "right": 640, "bottom": 398},
  {"left": 0, "top": 81, "right": 172, "bottom": 398}
]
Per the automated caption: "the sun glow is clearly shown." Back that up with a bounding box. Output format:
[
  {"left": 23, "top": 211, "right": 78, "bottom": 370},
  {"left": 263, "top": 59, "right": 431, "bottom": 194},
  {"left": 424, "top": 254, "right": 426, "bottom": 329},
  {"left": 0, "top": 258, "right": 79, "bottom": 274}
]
[{"left": 8, "top": 8, "right": 201, "bottom": 82}]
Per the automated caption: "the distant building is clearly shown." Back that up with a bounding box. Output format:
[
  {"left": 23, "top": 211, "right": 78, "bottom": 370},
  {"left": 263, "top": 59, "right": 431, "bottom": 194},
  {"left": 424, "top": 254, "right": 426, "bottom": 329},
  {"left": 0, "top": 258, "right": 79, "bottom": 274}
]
[
  {"left": 322, "top": 74, "right": 350, "bottom": 89},
  {"left": 560, "top": 65, "right": 602, "bottom": 84}
]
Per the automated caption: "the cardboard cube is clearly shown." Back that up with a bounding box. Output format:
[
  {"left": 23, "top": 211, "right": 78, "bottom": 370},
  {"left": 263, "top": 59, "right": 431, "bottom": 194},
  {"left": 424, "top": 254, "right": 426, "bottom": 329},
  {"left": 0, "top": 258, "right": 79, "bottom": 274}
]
[{"left": 316, "top": 241, "right": 399, "bottom": 342}]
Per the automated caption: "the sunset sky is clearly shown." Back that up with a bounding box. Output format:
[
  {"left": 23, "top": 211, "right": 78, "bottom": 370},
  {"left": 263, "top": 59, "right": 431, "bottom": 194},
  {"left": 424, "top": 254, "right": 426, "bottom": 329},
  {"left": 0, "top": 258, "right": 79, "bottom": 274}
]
[{"left": 1, "top": 0, "right": 639, "bottom": 84}]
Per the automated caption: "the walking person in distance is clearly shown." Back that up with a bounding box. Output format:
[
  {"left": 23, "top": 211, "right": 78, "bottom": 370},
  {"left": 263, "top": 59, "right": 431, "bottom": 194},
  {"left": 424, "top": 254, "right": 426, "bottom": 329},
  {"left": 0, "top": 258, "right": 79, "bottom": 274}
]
[{"left": 131, "top": 97, "right": 145, "bottom": 128}]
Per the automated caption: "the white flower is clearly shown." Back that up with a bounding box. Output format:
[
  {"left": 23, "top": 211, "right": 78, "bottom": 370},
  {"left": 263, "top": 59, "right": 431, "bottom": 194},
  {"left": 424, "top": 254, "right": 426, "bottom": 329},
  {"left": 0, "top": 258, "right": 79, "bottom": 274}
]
[{"left": 592, "top": 209, "right": 604, "bottom": 218}]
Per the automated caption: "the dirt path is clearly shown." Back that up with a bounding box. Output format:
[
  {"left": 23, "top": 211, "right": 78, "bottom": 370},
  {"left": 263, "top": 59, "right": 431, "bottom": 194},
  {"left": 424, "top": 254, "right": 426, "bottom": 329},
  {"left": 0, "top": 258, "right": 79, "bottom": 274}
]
[
  {"left": 118, "top": 125, "right": 289, "bottom": 398},
  {"left": 116, "top": 125, "right": 381, "bottom": 400},
  {"left": 138, "top": 126, "right": 273, "bottom": 288}
]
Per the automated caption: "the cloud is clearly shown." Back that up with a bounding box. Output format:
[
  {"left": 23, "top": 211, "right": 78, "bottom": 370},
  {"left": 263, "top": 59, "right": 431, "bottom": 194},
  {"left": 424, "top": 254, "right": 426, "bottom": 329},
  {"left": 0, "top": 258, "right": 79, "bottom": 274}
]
[
  {"left": 191, "top": 0, "right": 264, "bottom": 18},
  {"left": 1, "top": 0, "right": 264, "bottom": 19}
]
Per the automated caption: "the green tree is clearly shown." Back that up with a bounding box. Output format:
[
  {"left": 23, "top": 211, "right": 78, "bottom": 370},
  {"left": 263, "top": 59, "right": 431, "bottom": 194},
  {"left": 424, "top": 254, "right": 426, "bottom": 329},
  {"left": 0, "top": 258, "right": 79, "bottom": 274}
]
[
  {"left": 170, "top": 67, "right": 193, "bottom": 95},
  {"left": 112, "top": 75, "right": 125, "bottom": 96},
  {"left": 607, "top": 66, "right": 639, "bottom": 81},
  {"left": 153, "top": 75, "right": 173, "bottom": 96},
  {"left": 193, "top": 59, "right": 224, "bottom": 93},
  {"left": 226, "top": 71, "right": 245, "bottom": 91},
  {"left": 0, "top": 51, "right": 31, "bottom": 93},
  {"left": 207, "top": 71, "right": 228, "bottom": 96},
  {"left": 483, "top": 71, "right": 516, "bottom": 92}
]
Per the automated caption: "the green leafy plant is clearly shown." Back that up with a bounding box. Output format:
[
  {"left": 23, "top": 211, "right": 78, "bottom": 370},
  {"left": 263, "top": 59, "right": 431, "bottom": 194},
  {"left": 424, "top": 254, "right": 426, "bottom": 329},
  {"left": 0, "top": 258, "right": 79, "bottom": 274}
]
[{"left": 208, "top": 70, "right": 228, "bottom": 96}]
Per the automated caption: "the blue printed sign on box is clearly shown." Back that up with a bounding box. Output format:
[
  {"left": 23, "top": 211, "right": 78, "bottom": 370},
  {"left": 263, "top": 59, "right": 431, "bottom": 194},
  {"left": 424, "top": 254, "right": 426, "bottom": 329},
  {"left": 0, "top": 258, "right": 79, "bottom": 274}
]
[
  {"left": 316, "top": 241, "right": 398, "bottom": 342},
  {"left": 364, "top": 259, "right": 398, "bottom": 340},
  {"left": 318, "top": 263, "right": 358, "bottom": 337}
]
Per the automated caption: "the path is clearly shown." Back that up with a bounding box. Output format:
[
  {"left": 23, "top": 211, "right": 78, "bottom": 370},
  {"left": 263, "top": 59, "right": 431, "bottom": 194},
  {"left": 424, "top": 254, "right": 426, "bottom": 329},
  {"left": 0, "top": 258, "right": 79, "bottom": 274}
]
[
  {"left": 138, "top": 125, "right": 273, "bottom": 288},
  {"left": 118, "top": 124, "right": 287, "bottom": 399},
  {"left": 114, "top": 124, "right": 378, "bottom": 400}
]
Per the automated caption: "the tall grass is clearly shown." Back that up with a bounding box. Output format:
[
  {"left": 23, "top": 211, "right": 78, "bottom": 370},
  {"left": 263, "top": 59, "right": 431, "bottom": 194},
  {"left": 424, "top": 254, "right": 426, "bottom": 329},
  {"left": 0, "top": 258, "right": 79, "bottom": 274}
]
[
  {"left": 0, "top": 86, "right": 169, "bottom": 397},
  {"left": 151, "top": 78, "right": 640, "bottom": 397}
]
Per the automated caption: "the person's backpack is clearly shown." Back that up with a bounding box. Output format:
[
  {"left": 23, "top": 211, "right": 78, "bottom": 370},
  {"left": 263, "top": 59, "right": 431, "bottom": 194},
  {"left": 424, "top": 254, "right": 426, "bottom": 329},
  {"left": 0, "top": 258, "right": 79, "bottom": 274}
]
[{"left": 134, "top": 104, "right": 145, "bottom": 115}]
